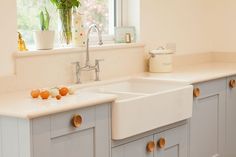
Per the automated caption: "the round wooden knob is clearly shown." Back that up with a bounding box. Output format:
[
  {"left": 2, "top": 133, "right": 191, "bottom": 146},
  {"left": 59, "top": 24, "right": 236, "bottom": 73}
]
[
  {"left": 229, "top": 80, "right": 236, "bottom": 88},
  {"left": 146, "top": 141, "right": 155, "bottom": 152},
  {"left": 193, "top": 88, "right": 200, "bottom": 97},
  {"left": 71, "top": 114, "right": 82, "bottom": 128},
  {"left": 157, "top": 138, "right": 166, "bottom": 149}
]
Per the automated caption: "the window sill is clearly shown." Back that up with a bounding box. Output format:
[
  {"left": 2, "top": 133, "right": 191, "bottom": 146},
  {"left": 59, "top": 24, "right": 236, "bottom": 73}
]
[{"left": 14, "top": 43, "right": 145, "bottom": 58}]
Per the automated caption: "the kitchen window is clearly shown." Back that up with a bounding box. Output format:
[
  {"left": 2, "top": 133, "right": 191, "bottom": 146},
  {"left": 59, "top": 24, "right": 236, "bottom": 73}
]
[{"left": 17, "top": 0, "right": 118, "bottom": 48}]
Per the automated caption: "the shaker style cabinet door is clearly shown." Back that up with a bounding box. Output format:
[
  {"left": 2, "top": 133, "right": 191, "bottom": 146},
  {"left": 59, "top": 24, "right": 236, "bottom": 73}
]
[
  {"left": 154, "top": 125, "right": 188, "bottom": 157},
  {"left": 112, "top": 135, "right": 154, "bottom": 157},
  {"left": 32, "top": 104, "right": 110, "bottom": 157},
  {"left": 226, "top": 76, "right": 236, "bottom": 157},
  {"left": 189, "top": 79, "right": 226, "bottom": 157}
]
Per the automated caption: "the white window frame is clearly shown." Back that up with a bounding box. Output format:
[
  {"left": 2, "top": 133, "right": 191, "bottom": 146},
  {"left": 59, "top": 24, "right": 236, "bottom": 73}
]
[{"left": 115, "top": 0, "right": 123, "bottom": 27}]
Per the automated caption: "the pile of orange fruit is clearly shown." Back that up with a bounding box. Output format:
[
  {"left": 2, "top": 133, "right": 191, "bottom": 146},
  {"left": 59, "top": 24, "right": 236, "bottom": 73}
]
[{"left": 31, "top": 86, "right": 74, "bottom": 100}]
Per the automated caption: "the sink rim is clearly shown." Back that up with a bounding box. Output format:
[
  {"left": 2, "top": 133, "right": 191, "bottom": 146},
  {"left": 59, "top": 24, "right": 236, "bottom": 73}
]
[{"left": 78, "top": 77, "right": 191, "bottom": 102}]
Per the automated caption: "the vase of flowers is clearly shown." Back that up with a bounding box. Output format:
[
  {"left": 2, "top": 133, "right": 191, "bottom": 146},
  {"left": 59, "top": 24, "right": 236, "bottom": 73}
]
[
  {"left": 50, "top": 0, "right": 80, "bottom": 45},
  {"left": 33, "top": 8, "right": 55, "bottom": 50}
]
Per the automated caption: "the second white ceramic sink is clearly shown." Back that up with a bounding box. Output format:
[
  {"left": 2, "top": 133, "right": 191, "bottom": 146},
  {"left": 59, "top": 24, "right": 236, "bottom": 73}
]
[{"left": 81, "top": 77, "right": 193, "bottom": 140}]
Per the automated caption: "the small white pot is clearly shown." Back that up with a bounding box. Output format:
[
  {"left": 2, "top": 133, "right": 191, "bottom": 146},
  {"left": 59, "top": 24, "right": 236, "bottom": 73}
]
[{"left": 33, "top": 31, "right": 55, "bottom": 50}]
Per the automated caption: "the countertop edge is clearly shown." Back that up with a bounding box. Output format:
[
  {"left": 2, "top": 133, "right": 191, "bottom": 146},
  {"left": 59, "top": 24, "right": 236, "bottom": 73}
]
[
  {"left": 0, "top": 95, "right": 117, "bottom": 119},
  {"left": 189, "top": 72, "right": 236, "bottom": 84}
]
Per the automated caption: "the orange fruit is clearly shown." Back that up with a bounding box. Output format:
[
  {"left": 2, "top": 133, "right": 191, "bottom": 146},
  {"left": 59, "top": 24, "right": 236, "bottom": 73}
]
[
  {"left": 56, "top": 95, "right": 61, "bottom": 100},
  {"left": 31, "top": 89, "right": 40, "bottom": 98},
  {"left": 40, "top": 90, "right": 50, "bottom": 100},
  {"left": 59, "top": 87, "right": 69, "bottom": 96}
]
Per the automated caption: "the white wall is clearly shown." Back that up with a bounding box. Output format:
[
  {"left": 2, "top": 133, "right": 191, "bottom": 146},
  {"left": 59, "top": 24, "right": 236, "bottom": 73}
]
[
  {"left": 211, "top": 0, "right": 236, "bottom": 52},
  {"left": 137, "top": 0, "right": 236, "bottom": 54},
  {"left": 124, "top": 0, "right": 217, "bottom": 54},
  {"left": 0, "top": 1, "right": 17, "bottom": 76},
  {"left": 141, "top": 0, "right": 215, "bottom": 54}
]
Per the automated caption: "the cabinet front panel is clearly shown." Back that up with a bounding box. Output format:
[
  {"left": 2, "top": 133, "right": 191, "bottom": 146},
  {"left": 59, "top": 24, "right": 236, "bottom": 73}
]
[
  {"left": 162, "top": 146, "right": 179, "bottom": 157},
  {"left": 51, "top": 128, "right": 94, "bottom": 157},
  {"left": 32, "top": 104, "right": 110, "bottom": 157},
  {"left": 112, "top": 135, "right": 154, "bottom": 157},
  {"left": 154, "top": 125, "right": 187, "bottom": 157},
  {"left": 190, "top": 96, "right": 218, "bottom": 157},
  {"left": 226, "top": 76, "right": 236, "bottom": 157},
  {"left": 190, "top": 80, "right": 226, "bottom": 157}
]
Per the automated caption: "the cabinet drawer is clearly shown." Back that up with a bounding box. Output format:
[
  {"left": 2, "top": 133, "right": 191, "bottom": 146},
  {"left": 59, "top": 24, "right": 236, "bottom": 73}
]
[
  {"left": 193, "top": 78, "right": 226, "bottom": 97},
  {"left": 50, "top": 107, "right": 95, "bottom": 138}
]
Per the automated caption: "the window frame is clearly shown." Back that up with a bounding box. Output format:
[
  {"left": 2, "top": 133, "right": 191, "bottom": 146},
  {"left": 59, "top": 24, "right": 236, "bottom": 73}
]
[{"left": 115, "top": 0, "right": 123, "bottom": 27}]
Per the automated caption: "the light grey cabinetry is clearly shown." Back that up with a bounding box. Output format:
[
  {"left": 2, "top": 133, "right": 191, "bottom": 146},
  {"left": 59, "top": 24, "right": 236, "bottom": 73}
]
[
  {"left": 226, "top": 76, "right": 236, "bottom": 157},
  {"left": 32, "top": 104, "right": 110, "bottom": 157},
  {"left": 189, "top": 79, "right": 226, "bottom": 157},
  {"left": 0, "top": 104, "right": 110, "bottom": 157},
  {"left": 112, "top": 124, "right": 187, "bottom": 157},
  {"left": 154, "top": 124, "right": 187, "bottom": 157},
  {"left": 112, "top": 135, "right": 154, "bottom": 157}
]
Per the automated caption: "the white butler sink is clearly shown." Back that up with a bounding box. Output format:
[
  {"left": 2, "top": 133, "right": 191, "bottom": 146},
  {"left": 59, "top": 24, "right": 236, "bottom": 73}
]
[{"left": 82, "top": 78, "right": 193, "bottom": 140}]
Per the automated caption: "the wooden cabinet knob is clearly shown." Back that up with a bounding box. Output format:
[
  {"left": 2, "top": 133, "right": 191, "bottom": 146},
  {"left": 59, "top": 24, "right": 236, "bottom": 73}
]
[
  {"left": 157, "top": 138, "right": 166, "bottom": 149},
  {"left": 146, "top": 141, "right": 155, "bottom": 152},
  {"left": 229, "top": 80, "right": 236, "bottom": 88},
  {"left": 71, "top": 114, "right": 82, "bottom": 128},
  {"left": 193, "top": 88, "right": 200, "bottom": 97}
]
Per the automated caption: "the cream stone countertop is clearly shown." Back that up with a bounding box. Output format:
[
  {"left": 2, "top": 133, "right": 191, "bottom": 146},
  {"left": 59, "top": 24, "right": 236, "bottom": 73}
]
[
  {"left": 142, "top": 62, "right": 236, "bottom": 84},
  {"left": 0, "top": 91, "right": 117, "bottom": 119},
  {"left": 0, "top": 62, "right": 236, "bottom": 119}
]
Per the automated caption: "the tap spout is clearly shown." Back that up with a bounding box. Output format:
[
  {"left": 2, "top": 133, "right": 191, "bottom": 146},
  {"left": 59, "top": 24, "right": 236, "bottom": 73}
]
[{"left": 86, "top": 24, "right": 103, "bottom": 66}]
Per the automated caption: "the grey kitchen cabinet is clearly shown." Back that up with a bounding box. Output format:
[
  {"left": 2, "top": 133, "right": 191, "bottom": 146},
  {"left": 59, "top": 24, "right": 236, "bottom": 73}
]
[
  {"left": 154, "top": 124, "right": 187, "bottom": 157},
  {"left": 189, "top": 78, "right": 226, "bottom": 157},
  {"left": 32, "top": 104, "right": 110, "bottom": 157},
  {"left": 112, "top": 135, "right": 154, "bottom": 157},
  {"left": 0, "top": 103, "right": 111, "bottom": 157},
  {"left": 112, "top": 124, "right": 188, "bottom": 157},
  {"left": 226, "top": 76, "right": 236, "bottom": 157},
  {"left": 3, "top": 76, "right": 236, "bottom": 157}
]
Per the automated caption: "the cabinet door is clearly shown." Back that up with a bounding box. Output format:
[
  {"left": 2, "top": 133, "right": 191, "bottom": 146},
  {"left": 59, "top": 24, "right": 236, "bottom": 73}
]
[
  {"left": 189, "top": 79, "right": 226, "bottom": 157},
  {"left": 226, "top": 76, "right": 236, "bottom": 157},
  {"left": 32, "top": 104, "right": 110, "bottom": 157},
  {"left": 112, "top": 135, "right": 154, "bottom": 157},
  {"left": 154, "top": 125, "right": 187, "bottom": 157}
]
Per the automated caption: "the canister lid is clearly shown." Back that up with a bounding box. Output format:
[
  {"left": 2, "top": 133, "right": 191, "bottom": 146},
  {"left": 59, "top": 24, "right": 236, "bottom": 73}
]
[{"left": 150, "top": 47, "right": 173, "bottom": 55}]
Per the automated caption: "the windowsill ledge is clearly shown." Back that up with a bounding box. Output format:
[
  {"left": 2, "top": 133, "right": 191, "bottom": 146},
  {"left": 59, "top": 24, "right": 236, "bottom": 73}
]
[{"left": 14, "top": 43, "right": 145, "bottom": 58}]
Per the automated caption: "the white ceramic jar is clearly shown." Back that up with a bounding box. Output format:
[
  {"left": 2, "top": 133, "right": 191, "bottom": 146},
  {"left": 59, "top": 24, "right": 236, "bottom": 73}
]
[{"left": 149, "top": 48, "right": 174, "bottom": 73}]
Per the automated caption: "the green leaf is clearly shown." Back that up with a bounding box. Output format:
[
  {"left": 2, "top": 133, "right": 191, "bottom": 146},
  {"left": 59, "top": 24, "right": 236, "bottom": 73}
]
[
  {"left": 44, "top": 8, "right": 50, "bottom": 30},
  {"left": 71, "top": 0, "right": 79, "bottom": 8},
  {"left": 50, "top": 0, "right": 58, "bottom": 6},
  {"left": 39, "top": 11, "right": 45, "bottom": 31},
  {"left": 50, "top": 0, "right": 81, "bottom": 9}
]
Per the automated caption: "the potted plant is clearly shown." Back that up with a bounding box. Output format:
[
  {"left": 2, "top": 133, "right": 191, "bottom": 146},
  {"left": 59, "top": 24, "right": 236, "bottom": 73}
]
[
  {"left": 33, "top": 8, "right": 55, "bottom": 50},
  {"left": 50, "top": 0, "right": 81, "bottom": 45}
]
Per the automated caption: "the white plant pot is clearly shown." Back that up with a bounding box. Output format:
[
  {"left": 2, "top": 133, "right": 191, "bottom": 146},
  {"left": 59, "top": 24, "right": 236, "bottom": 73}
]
[{"left": 33, "top": 31, "right": 55, "bottom": 50}]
